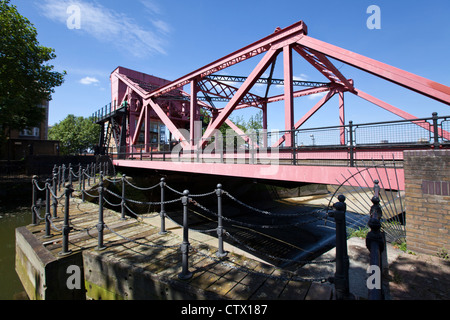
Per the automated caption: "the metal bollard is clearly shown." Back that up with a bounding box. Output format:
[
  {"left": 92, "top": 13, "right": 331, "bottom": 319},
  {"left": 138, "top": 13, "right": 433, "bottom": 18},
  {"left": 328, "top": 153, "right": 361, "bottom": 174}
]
[
  {"left": 77, "top": 163, "right": 82, "bottom": 189},
  {"left": 31, "top": 175, "right": 39, "bottom": 226},
  {"left": 328, "top": 195, "right": 353, "bottom": 300},
  {"left": 178, "top": 190, "right": 193, "bottom": 280},
  {"left": 216, "top": 184, "right": 228, "bottom": 258},
  {"left": 52, "top": 168, "right": 58, "bottom": 218},
  {"left": 68, "top": 164, "right": 73, "bottom": 187},
  {"left": 159, "top": 178, "right": 167, "bottom": 234},
  {"left": 81, "top": 169, "right": 86, "bottom": 202},
  {"left": 60, "top": 184, "right": 74, "bottom": 256},
  {"left": 366, "top": 218, "right": 385, "bottom": 300},
  {"left": 44, "top": 179, "right": 52, "bottom": 238},
  {"left": 96, "top": 172, "right": 106, "bottom": 251},
  {"left": 61, "top": 164, "right": 66, "bottom": 189},
  {"left": 120, "top": 174, "right": 126, "bottom": 220}
]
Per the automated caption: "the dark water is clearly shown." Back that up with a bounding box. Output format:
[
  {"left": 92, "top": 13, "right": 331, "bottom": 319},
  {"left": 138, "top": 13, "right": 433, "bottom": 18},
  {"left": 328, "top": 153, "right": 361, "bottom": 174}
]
[{"left": 0, "top": 205, "right": 30, "bottom": 300}]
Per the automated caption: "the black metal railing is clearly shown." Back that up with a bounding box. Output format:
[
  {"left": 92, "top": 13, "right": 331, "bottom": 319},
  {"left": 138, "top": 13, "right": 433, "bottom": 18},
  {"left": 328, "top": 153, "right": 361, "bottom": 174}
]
[
  {"left": 31, "top": 163, "right": 396, "bottom": 298},
  {"left": 106, "top": 112, "right": 450, "bottom": 167}
]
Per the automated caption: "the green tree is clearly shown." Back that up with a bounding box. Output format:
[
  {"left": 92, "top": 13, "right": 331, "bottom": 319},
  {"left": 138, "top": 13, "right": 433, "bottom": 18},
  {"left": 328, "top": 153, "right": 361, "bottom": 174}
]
[
  {"left": 49, "top": 115, "right": 101, "bottom": 155},
  {"left": 0, "top": 0, "right": 65, "bottom": 140}
]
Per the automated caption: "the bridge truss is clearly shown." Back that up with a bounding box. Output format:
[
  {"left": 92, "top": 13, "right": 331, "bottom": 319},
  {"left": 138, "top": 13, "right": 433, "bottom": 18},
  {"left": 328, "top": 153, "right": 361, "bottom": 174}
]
[{"left": 93, "top": 20, "right": 450, "bottom": 188}]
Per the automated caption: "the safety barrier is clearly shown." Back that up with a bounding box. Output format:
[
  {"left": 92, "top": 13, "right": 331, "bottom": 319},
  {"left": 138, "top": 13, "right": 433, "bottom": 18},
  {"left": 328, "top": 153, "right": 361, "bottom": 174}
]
[{"left": 30, "top": 162, "right": 380, "bottom": 298}]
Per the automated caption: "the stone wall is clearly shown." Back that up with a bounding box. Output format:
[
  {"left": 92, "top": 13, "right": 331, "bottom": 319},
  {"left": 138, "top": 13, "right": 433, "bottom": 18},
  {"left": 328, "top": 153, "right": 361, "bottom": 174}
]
[{"left": 404, "top": 150, "right": 450, "bottom": 256}]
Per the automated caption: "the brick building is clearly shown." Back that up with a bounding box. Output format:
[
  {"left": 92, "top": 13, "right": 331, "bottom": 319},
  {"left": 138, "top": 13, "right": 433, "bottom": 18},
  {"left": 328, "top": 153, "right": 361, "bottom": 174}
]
[{"left": 1, "top": 101, "right": 59, "bottom": 160}]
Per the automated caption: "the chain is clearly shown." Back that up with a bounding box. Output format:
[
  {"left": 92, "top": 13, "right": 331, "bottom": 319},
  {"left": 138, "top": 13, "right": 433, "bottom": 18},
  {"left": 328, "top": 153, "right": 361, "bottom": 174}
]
[
  {"left": 124, "top": 178, "right": 160, "bottom": 191},
  {"left": 164, "top": 211, "right": 218, "bottom": 234}
]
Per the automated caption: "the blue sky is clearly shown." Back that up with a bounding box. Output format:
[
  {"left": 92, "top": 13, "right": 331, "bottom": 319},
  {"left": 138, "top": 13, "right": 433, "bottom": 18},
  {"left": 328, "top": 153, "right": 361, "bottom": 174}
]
[{"left": 11, "top": 0, "right": 450, "bottom": 131}]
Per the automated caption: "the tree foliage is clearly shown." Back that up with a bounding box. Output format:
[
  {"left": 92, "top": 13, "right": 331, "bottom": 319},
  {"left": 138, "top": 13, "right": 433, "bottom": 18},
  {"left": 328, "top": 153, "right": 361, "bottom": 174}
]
[
  {"left": 49, "top": 115, "right": 101, "bottom": 155},
  {"left": 0, "top": 0, "right": 65, "bottom": 137}
]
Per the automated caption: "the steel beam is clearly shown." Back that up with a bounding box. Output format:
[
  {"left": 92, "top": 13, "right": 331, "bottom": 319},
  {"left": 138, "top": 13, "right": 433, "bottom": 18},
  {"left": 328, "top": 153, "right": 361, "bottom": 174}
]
[
  {"left": 273, "top": 89, "right": 337, "bottom": 147},
  {"left": 146, "top": 21, "right": 308, "bottom": 99},
  {"left": 284, "top": 45, "right": 294, "bottom": 147},
  {"left": 200, "top": 48, "right": 280, "bottom": 145},
  {"left": 352, "top": 88, "right": 450, "bottom": 140},
  {"left": 297, "top": 35, "right": 450, "bottom": 105},
  {"left": 339, "top": 90, "right": 345, "bottom": 145}
]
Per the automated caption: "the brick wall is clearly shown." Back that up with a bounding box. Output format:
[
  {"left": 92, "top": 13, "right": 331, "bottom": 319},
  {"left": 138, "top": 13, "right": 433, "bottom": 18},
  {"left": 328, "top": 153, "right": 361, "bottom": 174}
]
[{"left": 404, "top": 150, "right": 450, "bottom": 256}]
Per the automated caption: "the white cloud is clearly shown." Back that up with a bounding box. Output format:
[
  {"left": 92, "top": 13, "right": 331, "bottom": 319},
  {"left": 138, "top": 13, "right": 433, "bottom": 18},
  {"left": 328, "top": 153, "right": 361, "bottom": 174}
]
[
  {"left": 79, "top": 76, "right": 99, "bottom": 85},
  {"left": 37, "top": 0, "right": 170, "bottom": 57}
]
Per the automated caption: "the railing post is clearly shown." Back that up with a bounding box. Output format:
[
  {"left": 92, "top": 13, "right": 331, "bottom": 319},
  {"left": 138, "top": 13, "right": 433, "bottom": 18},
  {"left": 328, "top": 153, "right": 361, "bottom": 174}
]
[
  {"left": 348, "top": 121, "right": 355, "bottom": 167},
  {"left": 78, "top": 163, "right": 82, "bottom": 189},
  {"left": 61, "top": 164, "right": 66, "bottom": 189},
  {"left": 44, "top": 179, "right": 52, "bottom": 238},
  {"left": 60, "top": 184, "right": 74, "bottom": 256},
  {"left": 68, "top": 163, "right": 73, "bottom": 187},
  {"left": 52, "top": 168, "right": 58, "bottom": 218},
  {"left": 57, "top": 165, "right": 62, "bottom": 191},
  {"left": 328, "top": 195, "right": 353, "bottom": 300},
  {"left": 216, "top": 184, "right": 228, "bottom": 258},
  {"left": 432, "top": 112, "right": 440, "bottom": 147},
  {"left": 97, "top": 172, "right": 106, "bottom": 251},
  {"left": 366, "top": 218, "right": 385, "bottom": 300},
  {"left": 81, "top": 169, "right": 86, "bottom": 202},
  {"left": 178, "top": 190, "right": 193, "bottom": 280},
  {"left": 366, "top": 180, "right": 386, "bottom": 299},
  {"left": 31, "top": 175, "right": 39, "bottom": 226},
  {"left": 120, "top": 174, "right": 126, "bottom": 220},
  {"left": 159, "top": 178, "right": 167, "bottom": 234}
]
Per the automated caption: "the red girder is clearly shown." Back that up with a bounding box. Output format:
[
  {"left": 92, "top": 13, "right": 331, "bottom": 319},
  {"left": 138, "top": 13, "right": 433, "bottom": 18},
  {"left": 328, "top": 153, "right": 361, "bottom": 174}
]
[{"left": 107, "top": 19, "right": 450, "bottom": 159}]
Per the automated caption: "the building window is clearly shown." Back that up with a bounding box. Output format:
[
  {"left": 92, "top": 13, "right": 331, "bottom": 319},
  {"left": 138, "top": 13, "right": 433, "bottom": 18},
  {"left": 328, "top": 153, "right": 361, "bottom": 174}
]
[{"left": 20, "top": 127, "right": 40, "bottom": 138}]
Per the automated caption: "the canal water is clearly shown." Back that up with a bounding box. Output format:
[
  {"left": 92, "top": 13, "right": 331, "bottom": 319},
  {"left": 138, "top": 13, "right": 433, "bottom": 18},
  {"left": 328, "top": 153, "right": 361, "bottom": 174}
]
[
  {"left": 0, "top": 178, "right": 32, "bottom": 300},
  {"left": 0, "top": 205, "right": 30, "bottom": 300}
]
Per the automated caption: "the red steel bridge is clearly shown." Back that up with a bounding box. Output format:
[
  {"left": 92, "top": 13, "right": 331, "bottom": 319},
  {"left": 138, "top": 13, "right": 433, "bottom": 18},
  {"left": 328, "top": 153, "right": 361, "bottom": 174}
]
[{"left": 92, "top": 20, "right": 450, "bottom": 191}]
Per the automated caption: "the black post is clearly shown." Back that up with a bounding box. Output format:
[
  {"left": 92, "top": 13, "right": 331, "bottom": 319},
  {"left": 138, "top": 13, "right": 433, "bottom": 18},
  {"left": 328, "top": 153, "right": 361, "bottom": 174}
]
[
  {"left": 159, "top": 178, "right": 167, "bottom": 234},
  {"left": 87, "top": 164, "right": 91, "bottom": 186},
  {"left": 366, "top": 180, "right": 385, "bottom": 299},
  {"left": 432, "top": 112, "right": 440, "bottom": 147},
  {"left": 97, "top": 172, "right": 106, "bottom": 251},
  {"left": 62, "top": 164, "right": 66, "bottom": 189},
  {"left": 81, "top": 169, "right": 86, "bottom": 202},
  {"left": 57, "top": 165, "right": 62, "bottom": 191},
  {"left": 44, "top": 179, "right": 52, "bottom": 238},
  {"left": 328, "top": 195, "right": 353, "bottom": 300},
  {"left": 348, "top": 121, "right": 354, "bottom": 167},
  {"left": 216, "top": 184, "right": 227, "bottom": 258},
  {"left": 120, "top": 174, "right": 126, "bottom": 220},
  {"left": 78, "top": 163, "right": 82, "bottom": 189},
  {"left": 68, "top": 163, "right": 73, "bottom": 186},
  {"left": 178, "top": 190, "right": 193, "bottom": 280},
  {"left": 366, "top": 218, "right": 385, "bottom": 300},
  {"left": 52, "top": 168, "right": 58, "bottom": 218},
  {"left": 31, "top": 176, "right": 39, "bottom": 226},
  {"left": 60, "top": 184, "right": 74, "bottom": 256}
]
